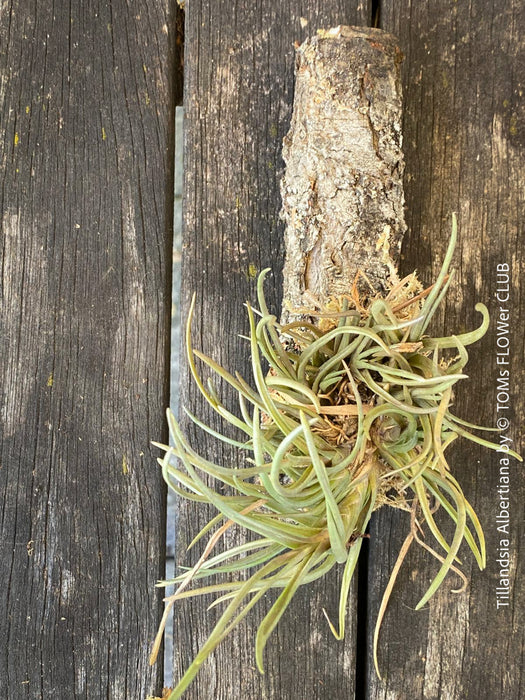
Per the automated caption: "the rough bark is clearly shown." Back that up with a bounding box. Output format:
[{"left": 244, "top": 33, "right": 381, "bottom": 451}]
[{"left": 281, "top": 26, "right": 406, "bottom": 322}]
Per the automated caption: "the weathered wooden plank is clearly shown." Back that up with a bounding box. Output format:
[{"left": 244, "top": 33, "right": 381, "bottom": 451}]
[
  {"left": 176, "top": 3, "right": 372, "bottom": 698},
  {"left": 366, "top": 2, "right": 525, "bottom": 698},
  {"left": 0, "top": 2, "right": 177, "bottom": 697}
]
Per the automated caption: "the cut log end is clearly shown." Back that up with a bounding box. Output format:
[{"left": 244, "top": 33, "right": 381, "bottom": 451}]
[{"left": 280, "top": 26, "right": 406, "bottom": 323}]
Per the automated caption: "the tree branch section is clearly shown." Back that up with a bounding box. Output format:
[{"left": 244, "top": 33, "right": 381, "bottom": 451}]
[{"left": 281, "top": 26, "right": 406, "bottom": 322}]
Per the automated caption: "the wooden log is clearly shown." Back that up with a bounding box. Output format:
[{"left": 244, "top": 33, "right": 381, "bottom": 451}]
[
  {"left": 281, "top": 26, "right": 406, "bottom": 322},
  {"left": 366, "top": 2, "right": 525, "bottom": 698},
  {"left": 0, "top": 2, "right": 176, "bottom": 697},
  {"left": 177, "top": 4, "right": 372, "bottom": 699}
]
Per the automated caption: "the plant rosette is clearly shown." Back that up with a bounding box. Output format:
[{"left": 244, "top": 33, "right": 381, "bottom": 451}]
[{"left": 151, "top": 216, "right": 521, "bottom": 699}]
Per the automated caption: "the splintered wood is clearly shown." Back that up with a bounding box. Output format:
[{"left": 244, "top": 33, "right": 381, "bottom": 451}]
[{"left": 281, "top": 26, "right": 406, "bottom": 322}]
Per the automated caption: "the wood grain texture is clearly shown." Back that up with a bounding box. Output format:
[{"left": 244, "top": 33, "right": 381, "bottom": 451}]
[
  {"left": 176, "top": 3, "right": 371, "bottom": 698},
  {"left": 366, "top": 2, "right": 525, "bottom": 698},
  {"left": 0, "top": 2, "right": 176, "bottom": 697}
]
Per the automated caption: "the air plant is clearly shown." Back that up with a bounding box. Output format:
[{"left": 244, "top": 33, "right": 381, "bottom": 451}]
[{"left": 151, "top": 216, "right": 521, "bottom": 699}]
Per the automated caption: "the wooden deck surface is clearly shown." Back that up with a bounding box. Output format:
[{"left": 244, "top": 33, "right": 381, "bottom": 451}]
[
  {"left": 1, "top": 1, "right": 523, "bottom": 698},
  {"left": 1, "top": 2, "right": 179, "bottom": 698},
  {"left": 368, "top": 3, "right": 525, "bottom": 698}
]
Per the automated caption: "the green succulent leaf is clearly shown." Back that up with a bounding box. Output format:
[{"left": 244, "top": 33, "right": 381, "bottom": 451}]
[{"left": 152, "top": 219, "right": 522, "bottom": 698}]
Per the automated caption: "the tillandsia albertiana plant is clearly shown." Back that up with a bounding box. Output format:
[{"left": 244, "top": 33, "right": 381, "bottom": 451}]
[{"left": 151, "top": 216, "right": 521, "bottom": 699}]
